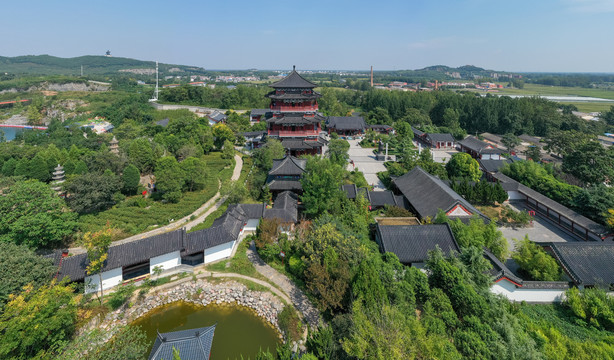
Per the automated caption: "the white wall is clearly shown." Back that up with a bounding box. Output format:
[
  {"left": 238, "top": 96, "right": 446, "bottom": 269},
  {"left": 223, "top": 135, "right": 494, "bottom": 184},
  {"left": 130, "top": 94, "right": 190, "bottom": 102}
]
[
  {"left": 490, "top": 279, "right": 565, "bottom": 303},
  {"left": 85, "top": 267, "right": 123, "bottom": 294},
  {"left": 245, "top": 219, "right": 260, "bottom": 232},
  {"left": 150, "top": 251, "right": 181, "bottom": 273},
  {"left": 204, "top": 240, "right": 235, "bottom": 264},
  {"left": 507, "top": 191, "right": 524, "bottom": 200}
]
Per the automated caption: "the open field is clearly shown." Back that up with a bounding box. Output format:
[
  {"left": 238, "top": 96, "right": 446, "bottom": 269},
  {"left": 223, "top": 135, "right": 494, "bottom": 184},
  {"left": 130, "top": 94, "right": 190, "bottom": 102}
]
[
  {"left": 492, "top": 83, "right": 614, "bottom": 100},
  {"left": 558, "top": 101, "right": 613, "bottom": 113}
]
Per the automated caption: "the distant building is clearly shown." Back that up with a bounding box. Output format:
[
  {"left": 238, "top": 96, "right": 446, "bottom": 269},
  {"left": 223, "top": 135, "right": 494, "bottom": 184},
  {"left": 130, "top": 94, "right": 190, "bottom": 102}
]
[
  {"left": 250, "top": 109, "right": 269, "bottom": 123},
  {"left": 413, "top": 127, "right": 455, "bottom": 149},
  {"left": 207, "top": 111, "right": 227, "bottom": 126},
  {"left": 458, "top": 136, "right": 504, "bottom": 160},
  {"left": 326, "top": 116, "right": 367, "bottom": 136}
]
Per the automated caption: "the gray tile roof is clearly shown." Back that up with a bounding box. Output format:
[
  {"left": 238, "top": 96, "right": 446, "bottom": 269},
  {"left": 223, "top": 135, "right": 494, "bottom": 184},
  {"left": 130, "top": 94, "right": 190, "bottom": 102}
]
[
  {"left": 270, "top": 69, "right": 317, "bottom": 88},
  {"left": 479, "top": 158, "right": 512, "bottom": 173},
  {"left": 392, "top": 166, "right": 487, "bottom": 221},
  {"left": 281, "top": 139, "right": 319, "bottom": 150},
  {"left": 426, "top": 133, "right": 455, "bottom": 144},
  {"left": 269, "top": 156, "right": 306, "bottom": 176},
  {"left": 342, "top": 184, "right": 358, "bottom": 199},
  {"left": 266, "top": 179, "right": 303, "bottom": 191},
  {"left": 458, "top": 136, "right": 503, "bottom": 154},
  {"left": 266, "top": 113, "right": 324, "bottom": 125},
  {"left": 367, "top": 191, "right": 397, "bottom": 208},
  {"left": 149, "top": 325, "right": 216, "bottom": 360},
  {"left": 412, "top": 127, "right": 425, "bottom": 137},
  {"left": 484, "top": 248, "right": 524, "bottom": 285},
  {"left": 327, "top": 116, "right": 366, "bottom": 131},
  {"left": 250, "top": 109, "right": 269, "bottom": 116},
  {"left": 264, "top": 191, "right": 298, "bottom": 223},
  {"left": 376, "top": 223, "right": 460, "bottom": 264},
  {"left": 548, "top": 242, "right": 614, "bottom": 286}
]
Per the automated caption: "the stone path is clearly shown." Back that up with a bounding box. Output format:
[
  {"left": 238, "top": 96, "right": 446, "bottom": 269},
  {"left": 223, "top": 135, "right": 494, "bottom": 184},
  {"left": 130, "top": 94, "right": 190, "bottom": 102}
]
[
  {"left": 346, "top": 139, "right": 387, "bottom": 190},
  {"left": 69, "top": 154, "right": 243, "bottom": 253},
  {"left": 246, "top": 241, "right": 321, "bottom": 329}
]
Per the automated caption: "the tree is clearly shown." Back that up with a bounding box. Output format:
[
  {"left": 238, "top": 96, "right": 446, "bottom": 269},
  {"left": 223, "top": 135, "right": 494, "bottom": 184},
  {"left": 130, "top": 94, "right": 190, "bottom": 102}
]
[
  {"left": 0, "top": 242, "right": 55, "bottom": 309},
  {"left": 445, "top": 153, "right": 481, "bottom": 182},
  {"left": 84, "top": 226, "right": 113, "bottom": 305},
  {"left": 501, "top": 133, "right": 520, "bottom": 153},
  {"left": 222, "top": 180, "right": 248, "bottom": 203},
  {"left": 128, "top": 138, "right": 155, "bottom": 173},
  {"left": 221, "top": 139, "right": 235, "bottom": 160},
  {"left": 301, "top": 157, "right": 346, "bottom": 217},
  {"left": 122, "top": 164, "right": 141, "bottom": 195},
  {"left": 180, "top": 157, "right": 207, "bottom": 191},
  {"left": 544, "top": 130, "right": 594, "bottom": 157},
  {"left": 512, "top": 236, "right": 561, "bottom": 281},
  {"left": 326, "top": 139, "right": 350, "bottom": 167},
  {"left": 0, "top": 180, "right": 77, "bottom": 248},
  {"left": 524, "top": 145, "right": 541, "bottom": 162},
  {"left": 0, "top": 280, "right": 77, "bottom": 359},
  {"left": 212, "top": 123, "right": 235, "bottom": 149},
  {"left": 563, "top": 141, "right": 614, "bottom": 185},
  {"left": 1, "top": 157, "right": 17, "bottom": 176},
  {"left": 253, "top": 138, "right": 286, "bottom": 170},
  {"left": 29, "top": 153, "right": 50, "bottom": 182},
  {"left": 601, "top": 105, "right": 614, "bottom": 126},
  {"left": 155, "top": 156, "right": 184, "bottom": 202},
  {"left": 66, "top": 171, "right": 122, "bottom": 214},
  {"left": 436, "top": 214, "right": 508, "bottom": 260}
]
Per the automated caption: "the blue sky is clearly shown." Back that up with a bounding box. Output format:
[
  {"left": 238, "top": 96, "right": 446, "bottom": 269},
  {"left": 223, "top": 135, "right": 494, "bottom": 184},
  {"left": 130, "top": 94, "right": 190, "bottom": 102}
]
[{"left": 1, "top": 0, "right": 613, "bottom": 72}]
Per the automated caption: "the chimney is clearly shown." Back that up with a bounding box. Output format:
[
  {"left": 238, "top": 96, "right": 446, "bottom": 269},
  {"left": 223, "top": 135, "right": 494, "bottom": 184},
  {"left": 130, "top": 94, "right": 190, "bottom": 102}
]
[{"left": 370, "top": 66, "right": 373, "bottom": 87}]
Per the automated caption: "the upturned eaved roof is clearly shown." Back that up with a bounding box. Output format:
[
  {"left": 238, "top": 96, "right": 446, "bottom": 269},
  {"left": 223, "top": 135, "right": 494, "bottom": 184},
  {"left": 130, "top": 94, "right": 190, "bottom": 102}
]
[
  {"left": 548, "top": 242, "right": 614, "bottom": 286},
  {"left": 270, "top": 68, "right": 317, "bottom": 88},
  {"left": 376, "top": 223, "right": 460, "bottom": 264},
  {"left": 327, "top": 116, "right": 366, "bottom": 131},
  {"left": 269, "top": 155, "right": 306, "bottom": 176},
  {"left": 458, "top": 136, "right": 501, "bottom": 154},
  {"left": 266, "top": 113, "right": 324, "bottom": 125},
  {"left": 478, "top": 158, "right": 512, "bottom": 173},
  {"left": 250, "top": 109, "right": 269, "bottom": 116},
  {"left": 149, "top": 325, "right": 216, "bottom": 360},
  {"left": 426, "top": 133, "right": 455, "bottom": 144},
  {"left": 393, "top": 166, "right": 486, "bottom": 221},
  {"left": 265, "top": 191, "right": 299, "bottom": 223}
]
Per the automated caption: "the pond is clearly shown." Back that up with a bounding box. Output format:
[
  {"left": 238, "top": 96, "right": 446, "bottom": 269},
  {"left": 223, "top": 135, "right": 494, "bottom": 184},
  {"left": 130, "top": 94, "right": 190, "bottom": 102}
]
[
  {"left": 0, "top": 127, "right": 23, "bottom": 141},
  {"left": 131, "top": 301, "right": 280, "bottom": 359}
]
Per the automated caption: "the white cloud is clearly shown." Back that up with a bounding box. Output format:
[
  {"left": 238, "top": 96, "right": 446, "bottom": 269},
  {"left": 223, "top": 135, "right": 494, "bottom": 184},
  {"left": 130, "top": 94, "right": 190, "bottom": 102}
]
[{"left": 565, "top": 0, "right": 614, "bottom": 13}]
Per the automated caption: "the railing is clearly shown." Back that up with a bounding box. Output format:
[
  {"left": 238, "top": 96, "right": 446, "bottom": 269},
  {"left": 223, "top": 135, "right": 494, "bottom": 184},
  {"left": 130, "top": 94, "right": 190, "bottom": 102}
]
[
  {"left": 268, "top": 130, "right": 320, "bottom": 137},
  {"left": 270, "top": 105, "right": 318, "bottom": 112}
]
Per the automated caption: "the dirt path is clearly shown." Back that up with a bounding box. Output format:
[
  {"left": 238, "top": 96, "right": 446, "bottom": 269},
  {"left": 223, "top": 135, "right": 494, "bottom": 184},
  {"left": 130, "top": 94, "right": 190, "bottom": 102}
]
[
  {"left": 69, "top": 154, "right": 243, "bottom": 253},
  {"left": 246, "top": 241, "right": 321, "bottom": 329}
]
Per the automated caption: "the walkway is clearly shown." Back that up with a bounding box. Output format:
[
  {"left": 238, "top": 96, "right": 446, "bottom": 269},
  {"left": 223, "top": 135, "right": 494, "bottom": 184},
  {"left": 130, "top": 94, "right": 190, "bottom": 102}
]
[
  {"left": 246, "top": 241, "right": 321, "bottom": 329},
  {"left": 346, "top": 139, "right": 387, "bottom": 190},
  {"left": 70, "top": 154, "right": 243, "bottom": 252}
]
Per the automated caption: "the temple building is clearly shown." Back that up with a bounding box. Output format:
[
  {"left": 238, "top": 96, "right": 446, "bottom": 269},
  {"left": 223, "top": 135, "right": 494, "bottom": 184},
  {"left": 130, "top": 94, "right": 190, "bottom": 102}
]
[
  {"left": 265, "top": 155, "right": 306, "bottom": 194},
  {"left": 265, "top": 66, "right": 327, "bottom": 155},
  {"left": 149, "top": 325, "right": 216, "bottom": 360}
]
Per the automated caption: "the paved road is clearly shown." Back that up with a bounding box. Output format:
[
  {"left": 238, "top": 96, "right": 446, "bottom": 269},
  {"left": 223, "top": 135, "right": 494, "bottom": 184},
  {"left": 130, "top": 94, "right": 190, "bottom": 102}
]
[
  {"left": 70, "top": 154, "right": 243, "bottom": 253},
  {"left": 499, "top": 201, "right": 577, "bottom": 253},
  {"left": 246, "top": 241, "right": 321, "bottom": 330},
  {"left": 346, "top": 139, "right": 387, "bottom": 190}
]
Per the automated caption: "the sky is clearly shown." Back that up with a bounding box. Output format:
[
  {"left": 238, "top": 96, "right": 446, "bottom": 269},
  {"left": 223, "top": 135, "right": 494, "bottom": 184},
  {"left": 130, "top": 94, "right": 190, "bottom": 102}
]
[{"left": 1, "top": 0, "right": 613, "bottom": 72}]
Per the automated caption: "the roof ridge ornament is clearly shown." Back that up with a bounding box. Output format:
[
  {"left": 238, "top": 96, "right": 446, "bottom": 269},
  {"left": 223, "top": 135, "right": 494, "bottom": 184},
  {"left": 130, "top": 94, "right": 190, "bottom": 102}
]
[{"left": 293, "top": 65, "right": 296, "bottom": 71}]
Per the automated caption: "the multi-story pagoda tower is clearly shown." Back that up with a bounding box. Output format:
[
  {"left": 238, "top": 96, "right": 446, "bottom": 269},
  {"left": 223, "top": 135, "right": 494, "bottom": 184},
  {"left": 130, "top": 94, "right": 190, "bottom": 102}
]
[
  {"left": 265, "top": 66, "right": 327, "bottom": 156},
  {"left": 110, "top": 136, "right": 119, "bottom": 155},
  {"left": 51, "top": 164, "right": 66, "bottom": 195}
]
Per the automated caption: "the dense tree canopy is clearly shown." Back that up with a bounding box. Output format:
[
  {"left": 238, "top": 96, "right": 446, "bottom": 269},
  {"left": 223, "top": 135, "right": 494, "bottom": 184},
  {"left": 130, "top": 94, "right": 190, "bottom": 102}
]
[{"left": 445, "top": 152, "right": 481, "bottom": 182}]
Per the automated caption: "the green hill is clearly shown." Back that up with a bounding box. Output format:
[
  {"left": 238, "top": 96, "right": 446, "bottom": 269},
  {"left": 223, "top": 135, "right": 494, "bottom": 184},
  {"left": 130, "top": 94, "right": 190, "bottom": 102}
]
[{"left": 0, "top": 55, "right": 206, "bottom": 76}]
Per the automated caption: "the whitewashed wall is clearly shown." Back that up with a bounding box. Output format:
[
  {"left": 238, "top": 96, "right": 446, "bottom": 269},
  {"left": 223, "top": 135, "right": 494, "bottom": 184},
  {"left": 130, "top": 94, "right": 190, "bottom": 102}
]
[
  {"left": 507, "top": 191, "right": 524, "bottom": 200},
  {"left": 85, "top": 267, "right": 123, "bottom": 294},
  {"left": 204, "top": 240, "right": 235, "bottom": 264},
  {"left": 490, "top": 279, "right": 566, "bottom": 303},
  {"left": 150, "top": 251, "right": 181, "bottom": 273}
]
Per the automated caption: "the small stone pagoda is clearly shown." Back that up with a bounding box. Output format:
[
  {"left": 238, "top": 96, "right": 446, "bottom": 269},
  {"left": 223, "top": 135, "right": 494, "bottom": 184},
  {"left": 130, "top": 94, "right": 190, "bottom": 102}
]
[
  {"left": 110, "top": 136, "right": 119, "bottom": 155},
  {"left": 51, "top": 164, "right": 65, "bottom": 195}
]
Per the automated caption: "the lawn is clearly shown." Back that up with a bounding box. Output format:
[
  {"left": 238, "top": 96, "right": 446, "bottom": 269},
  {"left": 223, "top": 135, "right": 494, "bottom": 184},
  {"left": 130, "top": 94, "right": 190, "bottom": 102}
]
[{"left": 78, "top": 152, "right": 234, "bottom": 238}]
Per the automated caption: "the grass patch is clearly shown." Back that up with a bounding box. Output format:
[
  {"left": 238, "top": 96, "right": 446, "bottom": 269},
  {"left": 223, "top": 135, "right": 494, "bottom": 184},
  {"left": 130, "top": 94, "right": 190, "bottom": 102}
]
[
  {"left": 78, "top": 152, "right": 233, "bottom": 237},
  {"left": 206, "top": 239, "right": 267, "bottom": 281},
  {"left": 480, "top": 83, "right": 614, "bottom": 100},
  {"left": 188, "top": 201, "right": 229, "bottom": 233},
  {"left": 558, "top": 101, "right": 613, "bottom": 113}
]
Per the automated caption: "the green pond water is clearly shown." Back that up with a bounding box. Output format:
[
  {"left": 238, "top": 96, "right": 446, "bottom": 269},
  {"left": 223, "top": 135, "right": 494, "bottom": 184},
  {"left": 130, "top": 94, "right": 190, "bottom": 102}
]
[{"left": 131, "top": 301, "right": 280, "bottom": 360}]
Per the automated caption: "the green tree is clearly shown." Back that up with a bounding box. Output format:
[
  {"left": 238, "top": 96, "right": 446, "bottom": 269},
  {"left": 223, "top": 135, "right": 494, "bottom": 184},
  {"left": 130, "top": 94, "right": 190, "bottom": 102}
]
[
  {"left": 524, "top": 145, "right": 541, "bottom": 162},
  {"left": 29, "top": 153, "right": 50, "bottom": 182},
  {"left": 501, "top": 133, "right": 521, "bottom": 153},
  {"left": 180, "top": 157, "right": 207, "bottom": 191},
  {"left": 222, "top": 180, "right": 248, "bottom": 203},
  {"left": 14, "top": 157, "right": 30, "bottom": 177},
  {"left": 122, "top": 164, "right": 141, "bottom": 195},
  {"left": 326, "top": 139, "right": 350, "bottom": 167},
  {"left": 1, "top": 157, "right": 17, "bottom": 176},
  {"left": 301, "top": 157, "right": 346, "bottom": 217},
  {"left": 253, "top": 138, "right": 286, "bottom": 170},
  {"left": 221, "top": 139, "right": 235, "bottom": 160},
  {"left": 66, "top": 171, "right": 122, "bottom": 214},
  {"left": 0, "top": 242, "right": 55, "bottom": 309},
  {"left": 601, "top": 105, "right": 614, "bottom": 126},
  {"left": 512, "top": 236, "right": 560, "bottom": 281},
  {"left": 128, "top": 138, "right": 155, "bottom": 173},
  {"left": 563, "top": 141, "right": 614, "bottom": 185},
  {"left": 155, "top": 156, "right": 184, "bottom": 203},
  {"left": 212, "top": 123, "right": 235, "bottom": 149},
  {"left": 49, "top": 326, "right": 149, "bottom": 360},
  {"left": 445, "top": 153, "right": 481, "bottom": 182},
  {"left": 544, "top": 130, "right": 595, "bottom": 157},
  {"left": 74, "top": 159, "right": 89, "bottom": 175},
  {"left": 84, "top": 226, "right": 113, "bottom": 305},
  {"left": 0, "top": 180, "right": 76, "bottom": 248},
  {"left": 436, "top": 214, "right": 508, "bottom": 260},
  {"left": 0, "top": 280, "right": 77, "bottom": 360}
]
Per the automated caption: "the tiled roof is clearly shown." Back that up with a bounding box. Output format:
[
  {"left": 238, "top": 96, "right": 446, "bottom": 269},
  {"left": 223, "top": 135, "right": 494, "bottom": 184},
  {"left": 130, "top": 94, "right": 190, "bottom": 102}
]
[
  {"left": 266, "top": 91, "right": 321, "bottom": 100},
  {"left": 264, "top": 191, "right": 298, "bottom": 223},
  {"left": 266, "top": 179, "right": 303, "bottom": 191},
  {"left": 412, "top": 127, "right": 425, "bottom": 137},
  {"left": 426, "top": 133, "right": 455, "bottom": 144},
  {"left": 269, "top": 155, "right": 306, "bottom": 176},
  {"left": 266, "top": 113, "right": 324, "bottom": 125},
  {"left": 547, "top": 242, "right": 614, "bottom": 286},
  {"left": 367, "top": 191, "right": 397, "bottom": 207},
  {"left": 327, "top": 116, "right": 366, "bottom": 131},
  {"left": 270, "top": 69, "right": 317, "bottom": 88},
  {"left": 483, "top": 248, "right": 524, "bottom": 285},
  {"left": 392, "top": 166, "right": 487, "bottom": 221},
  {"left": 250, "top": 109, "right": 269, "bottom": 116},
  {"left": 478, "top": 158, "right": 512, "bottom": 173},
  {"left": 458, "top": 136, "right": 495, "bottom": 153},
  {"left": 342, "top": 184, "right": 358, "bottom": 199},
  {"left": 149, "top": 325, "right": 216, "bottom": 360},
  {"left": 376, "top": 223, "right": 460, "bottom": 264},
  {"left": 208, "top": 111, "right": 227, "bottom": 122}
]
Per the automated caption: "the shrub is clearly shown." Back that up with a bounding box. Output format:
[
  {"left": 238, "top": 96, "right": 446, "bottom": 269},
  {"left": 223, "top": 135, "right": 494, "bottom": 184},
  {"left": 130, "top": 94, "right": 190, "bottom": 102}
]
[
  {"left": 512, "top": 236, "right": 561, "bottom": 281},
  {"left": 278, "top": 306, "right": 303, "bottom": 342},
  {"left": 106, "top": 285, "right": 136, "bottom": 310},
  {"left": 563, "top": 287, "right": 614, "bottom": 331},
  {"left": 383, "top": 205, "right": 414, "bottom": 217}
]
